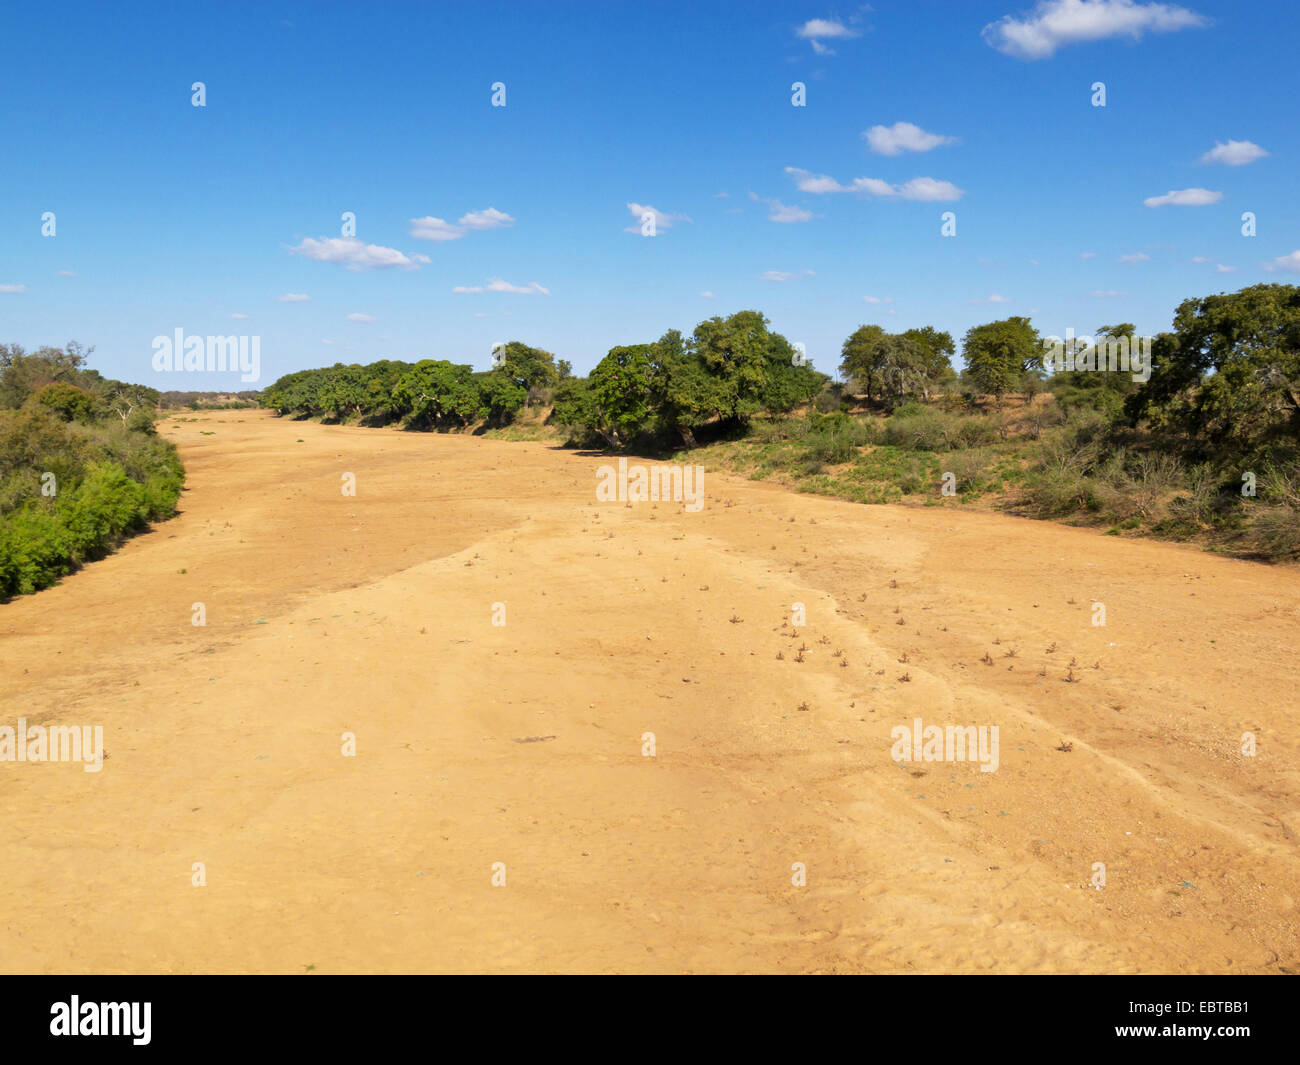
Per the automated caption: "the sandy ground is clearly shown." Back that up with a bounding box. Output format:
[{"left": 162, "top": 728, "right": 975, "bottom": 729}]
[{"left": 1, "top": 407, "right": 1297, "bottom": 974}]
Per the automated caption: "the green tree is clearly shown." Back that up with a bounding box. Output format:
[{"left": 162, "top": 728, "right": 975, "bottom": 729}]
[
  {"left": 899, "top": 326, "right": 957, "bottom": 398},
  {"left": 961, "top": 316, "right": 1042, "bottom": 401},
  {"left": 588, "top": 344, "right": 657, "bottom": 446},
  {"left": 392, "top": 361, "right": 483, "bottom": 427},
  {"left": 1127, "top": 284, "right": 1300, "bottom": 463},
  {"left": 839, "top": 325, "right": 889, "bottom": 400},
  {"left": 36, "top": 382, "right": 97, "bottom": 423}
]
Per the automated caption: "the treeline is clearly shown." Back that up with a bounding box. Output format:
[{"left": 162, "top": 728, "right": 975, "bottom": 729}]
[
  {"left": 262, "top": 312, "right": 831, "bottom": 449},
  {"left": 160, "top": 390, "right": 261, "bottom": 410},
  {"left": 258, "top": 284, "right": 1299, "bottom": 558},
  {"left": 260, "top": 342, "right": 570, "bottom": 429},
  {"left": 0, "top": 343, "right": 184, "bottom": 599},
  {"left": 708, "top": 284, "right": 1298, "bottom": 560}
]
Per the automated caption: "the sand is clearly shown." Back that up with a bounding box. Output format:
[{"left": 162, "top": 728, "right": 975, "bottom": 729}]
[{"left": 1, "top": 407, "right": 1296, "bottom": 973}]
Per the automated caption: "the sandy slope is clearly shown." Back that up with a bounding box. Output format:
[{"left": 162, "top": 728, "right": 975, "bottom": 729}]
[{"left": 1, "top": 408, "right": 1297, "bottom": 974}]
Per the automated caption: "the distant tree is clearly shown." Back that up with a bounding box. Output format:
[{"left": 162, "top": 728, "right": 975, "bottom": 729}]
[
  {"left": 477, "top": 371, "right": 528, "bottom": 426},
  {"left": 547, "top": 377, "right": 597, "bottom": 443},
  {"left": 1127, "top": 283, "right": 1300, "bottom": 463},
  {"left": 961, "top": 316, "right": 1042, "bottom": 401},
  {"left": 496, "top": 342, "right": 559, "bottom": 393},
  {"left": 36, "top": 382, "right": 96, "bottom": 423},
  {"left": 392, "top": 361, "right": 483, "bottom": 427},
  {"left": 899, "top": 326, "right": 957, "bottom": 398},
  {"left": 688, "top": 310, "right": 774, "bottom": 423},
  {"left": 839, "top": 324, "right": 890, "bottom": 400},
  {"left": 588, "top": 344, "right": 657, "bottom": 446},
  {"left": 103, "top": 383, "right": 158, "bottom": 426}
]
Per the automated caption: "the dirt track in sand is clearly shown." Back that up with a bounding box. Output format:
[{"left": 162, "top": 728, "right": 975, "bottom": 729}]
[{"left": 1, "top": 407, "right": 1297, "bottom": 974}]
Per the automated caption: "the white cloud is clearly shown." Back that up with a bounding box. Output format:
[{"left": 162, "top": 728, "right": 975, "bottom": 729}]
[
  {"left": 983, "top": 0, "right": 1207, "bottom": 60},
  {"left": 969, "top": 293, "right": 1011, "bottom": 304},
  {"left": 1090, "top": 289, "right": 1126, "bottom": 297},
  {"left": 278, "top": 293, "right": 311, "bottom": 302},
  {"left": 864, "top": 121, "right": 957, "bottom": 156},
  {"left": 409, "top": 216, "right": 463, "bottom": 241},
  {"left": 796, "top": 18, "right": 861, "bottom": 53},
  {"left": 1199, "top": 139, "right": 1268, "bottom": 166},
  {"left": 0, "top": 284, "right": 28, "bottom": 293},
  {"left": 1118, "top": 252, "right": 1151, "bottom": 263},
  {"left": 760, "top": 196, "right": 814, "bottom": 223},
  {"left": 411, "top": 207, "right": 516, "bottom": 242},
  {"left": 1215, "top": 263, "right": 1237, "bottom": 273},
  {"left": 761, "top": 270, "right": 815, "bottom": 282},
  {"left": 863, "top": 296, "right": 894, "bottom": 304},
  {"left": 1143, "top": 187, "right": 1222, "bottom": 207},
  {"left": 322, "top": 339, "right": 335, "bottom": 345},
  {"left": 459, "top": 207, "right": 514, "bottom": 230},
  {"left": 1190, "top": 255, "right": 1210, "bottom": 263},
  {"left": 229, "top": 313, "right": 248, "bottom": 319},
  {"left": 347, "top": 313, "right": 378, "bottom": 323},
  {"left": 290, "top": 237, "right": 421, "bottom": 270},
  {"left": 701, "top": 291, "right": 717, "bottom": 299},
  {"left": 1079, "top": 251, "right": 1098, "bottom": 259},
  {"left": 453, "top": 277, "right": 550, "bottom": 295},
  {"left": 624, "top": 202, "right": 692, "bottom": 234},
  {"left": 56, "top": 269, "right": 77, "bottom": 277},
  {"left": 785, "top": 168, "right": 854, "bottom": 194},
  {"left": 1263, "top": 250, "right": 1300, "bottom": 273},
  {"left": 896, "top": 177, "right": 964, "bottom": 201},
  {"left": 784, "top": 167, "right": 963, "bottom": 201}
]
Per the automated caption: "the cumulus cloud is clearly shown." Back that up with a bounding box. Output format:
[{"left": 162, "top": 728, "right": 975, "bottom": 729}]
[
  {"left": 1118, "top": 252, "right": 1151, "bottom": 263},
  {"left": 1091, "top": 289, "right": 1126, "bottom": 297},
  {"left": 1199, "top": 139, "right": 1269, "bottom": 166},
  {"left": 1263, "top": 250, "right": 1300, "bottom": 273},
  {"left": 795, "top": 18, "right": 861, "bottom": 54},
  {"left": 347, "top": 313, "right": 377, "bottom": 323},
  {"left": 1215, "top": 264, "right": 1237, "bottom": 273},
  {"left": 1143, "top": 187, "right": 1222, "bottom": 207},
  {"left": 751, "top": 193, "right": 814, "bottom": 223},
  {"left": 983, "top": 0, "right": 1207, "bottom": 60},
  {"left": 863, "top": 296, "right": 895, "bottom": 304},
  {"left": 760, "top": 270, "right": 815, "bottom": 282},
  {"left": 409, "top": 216, "right": 463, "bottom": 241},
  {"left": 411, "top": 207, "right": 515, "bottom": 242},
  {"left": 784, "top": 167, "right": 963, "bottom": 201},
  {"left": 701, "top": 291, "right": 717, "bottom": 299},
  {"left": 969, "top": 293, "right": 1011, "bottom": 304},
  {"left": 1190, "top": 256, "right": 1210, "bottom": 263},
  {"left": 1079, "top": 251, "right": 1097, "bottom": 259},
  {"left": 453, "top": 277, "right": 550, "bottom": 295},
  {"left": 0, "top": 284, "right": 28, "bottom": 293},
  {"left": 459, "top": 207, "right": 514, "bottom": 230},
  {"left": 278, "top": 293, "right": 311, "bottom": 302},
  {"left": 56, "top": 269, "right": 77, "bottom": 277},
  {"left": 290, "top": 237, "right": 422, "bottom": 270},
  {"left": 624, "top": 202, "right": 692, "bottom": 234},
  {"left": 863, "top": 121, "right": 957, "bottom": 156},
  {"left": 229, "top": 313, "right": 248, "bottom": 319}
]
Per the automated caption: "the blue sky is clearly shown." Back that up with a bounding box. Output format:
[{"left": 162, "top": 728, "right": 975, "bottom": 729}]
[{"left": 1, "top": 0, "right": 1297, "bottom": 388}]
